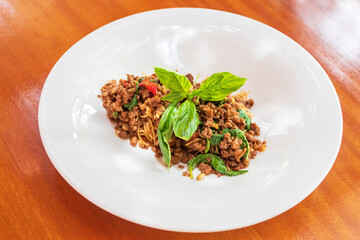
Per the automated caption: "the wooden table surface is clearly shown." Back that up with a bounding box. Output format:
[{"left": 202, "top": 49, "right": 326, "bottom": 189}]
[{"left": 1, "top": 0, "right": 359, "bottom": 239}]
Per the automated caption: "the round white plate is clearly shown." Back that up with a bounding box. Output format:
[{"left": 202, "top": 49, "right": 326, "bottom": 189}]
[{"left": 38, "top": 8, "right": 342, "bottom": 232}]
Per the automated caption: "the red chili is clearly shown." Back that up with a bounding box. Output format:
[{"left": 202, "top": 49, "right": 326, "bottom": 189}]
[
  {"left": 139, "top": 79, "right": 157, "bottom": 95},
  {"left": 146, "top": 82, "right": 158, "bottom": 95},
  {"left": 123, "top": 81, "right": 129, "bottom": 87}
]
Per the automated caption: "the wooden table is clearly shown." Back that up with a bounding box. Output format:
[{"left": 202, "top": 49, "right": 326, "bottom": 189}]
[{"left": 1, "top": 0, "right": 359, "bottom": 239}]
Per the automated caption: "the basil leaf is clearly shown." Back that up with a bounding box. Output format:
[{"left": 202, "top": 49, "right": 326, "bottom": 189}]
[
  {"left": 154, "top": 67, "right": 192, "bottom": 93},
  {"left": 157, "top": 102, "right": 178, "bottom": 168},
  {"left": 222, "top": 128, "right": 250, "bottom": 160},
  {"left": 208, "top": 154, "right": 248, "bottom": 176},
  {"left": 172, "top": 99, "right": 200, "bottom": 141},
  {"left": 238, "top": 109, "right": 251, "bottom": 131},
  {"left": 161, "top": 91, "right": 187, "bottom": 102},
  {"left": 209, "top": 134, "right": 222, "bottom": 146},
  {"left": 188, "top": 153, "right": 248, "bottom": 179},
  {"left": 124, "top": 82, "right": 139, "bottom": 110},
  {"left": 190, "top": 72, "right": 246, "bottom": 101},
  {"left": 205, "top": 139, "right": 210, "bottom": 153}
]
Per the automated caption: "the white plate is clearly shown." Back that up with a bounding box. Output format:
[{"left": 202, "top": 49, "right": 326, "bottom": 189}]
[{"left": 38, "top": 8, "right": 342, "bottom": 232}]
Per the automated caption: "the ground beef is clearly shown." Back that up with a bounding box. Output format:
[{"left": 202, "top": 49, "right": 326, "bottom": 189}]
[
  {"left": 250, "top": 123, "right": 261, "bottom": 136},
  {"left": 201, "top": 127, "right": 213, "bottom": 138},
  {"left": 245, "top": 99, "right": 254, "bottom": 109},
  {"left": 198, "top": 162, "right": 215, "bottom": 175},
  {"left": 186, "top": 73, "right": 194, "bottom": 84}
]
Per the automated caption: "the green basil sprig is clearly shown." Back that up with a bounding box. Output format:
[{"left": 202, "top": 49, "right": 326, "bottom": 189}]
[
  {"left": 161, "top": 91, "right": 187, "bottom": 102},
  {"left": 157, "top": 100, "right": 200, "bottom": 167},
  {"left": 155, "top": 67, "right": 247, "bottom": 103},
  {"left": 154, "top": 67, "right": 248, "bottom": 167},
  {"left": 189, "top": 72, "right": 246, "bottom": 101},
  {"left": 124, "top": 82, "right": 139, "bottom": 110},
  {"left": 154, "top": 67, "right": 192, "bottom": 94},
  {"left": 188, "top": 153, "right": 248, "bottom": 179},
  {"left": 238, "top": 109, "right": 251, "bottom": 131},
  {"left": 209, "top": 128, "right": 250, "bottom": 160},
  {"left": 157, "top": 102, "right": 178, "bottom": 168},
  {"left": 172, "top": 99, "right": 200, "bottom": 141},
  {"left": 209, "top": 133, "right": 222, "bottom": 146}
]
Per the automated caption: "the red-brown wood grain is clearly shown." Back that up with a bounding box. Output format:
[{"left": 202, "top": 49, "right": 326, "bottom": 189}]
[{"left": 1, "top": 0, "right": 359, "bottom": 239}]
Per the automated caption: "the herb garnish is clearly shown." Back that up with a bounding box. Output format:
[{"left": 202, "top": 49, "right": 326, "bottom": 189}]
[
  {"left": 189, "top": 72, "right": 246, "bottom": 101},
  {"left": 188, "top": 153, "right": 248, "bottom": 178},
  {"left": 172, "top": 99, "right": 200, "bottom": 141},
  {"left": 124, "top": 81, "right": 139, "bottom": 110},
  {"left": 209, "top": 134, "right": 222, "bottom": 146},
  {"left": 238, "top": 109, "right": 251, "bottom": 131},
  {"left": 154, "top": 67, "right": 192, "bottom": 94},
  {"left": 155, "top": 67, "right": 247, "bottom": 103},
  {"left": 205, "top": 139, "right": 210, "bottom": 153},
  {"left": 155, "top": 67, "right": 248, "bottom": 169},
  {"left": 157, "top": 102, "right": 178, "bottom": 168}
]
